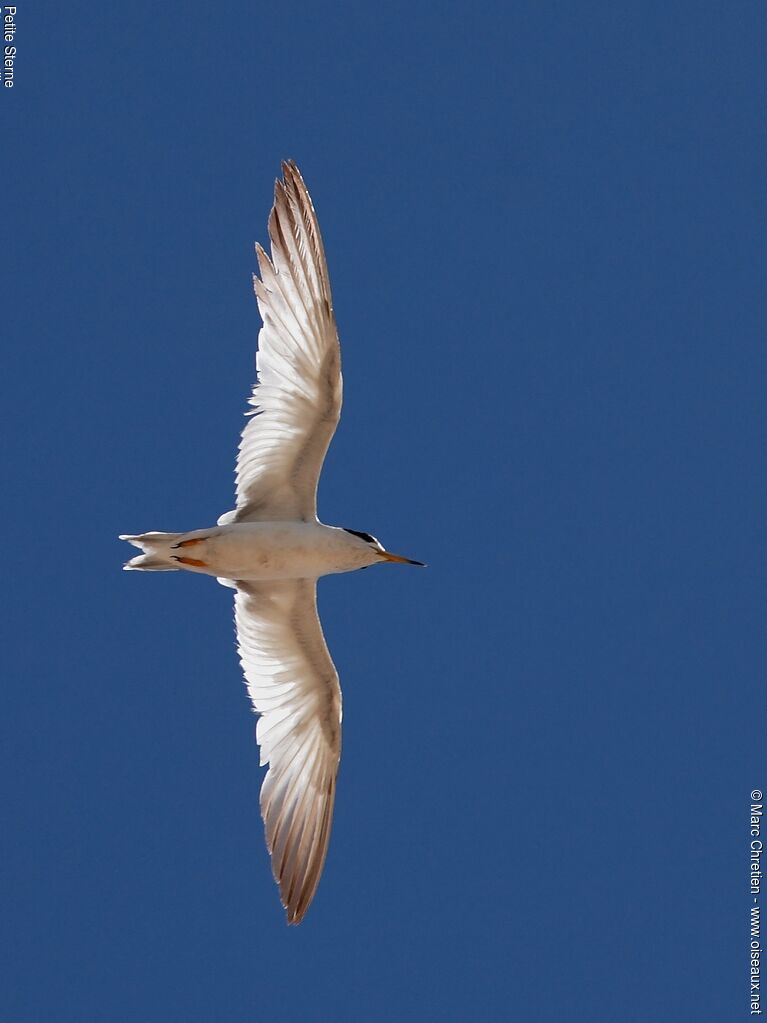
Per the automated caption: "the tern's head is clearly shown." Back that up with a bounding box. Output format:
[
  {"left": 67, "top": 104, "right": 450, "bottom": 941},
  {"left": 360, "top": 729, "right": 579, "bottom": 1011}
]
[{"left": 342, "top": 528, "right": 426, "bottom": 567}]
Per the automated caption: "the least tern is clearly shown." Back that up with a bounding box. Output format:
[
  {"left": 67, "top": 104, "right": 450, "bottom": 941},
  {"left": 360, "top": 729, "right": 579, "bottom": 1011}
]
[{"left": 120, "top": 161, "right": 424, "bottom": 924}]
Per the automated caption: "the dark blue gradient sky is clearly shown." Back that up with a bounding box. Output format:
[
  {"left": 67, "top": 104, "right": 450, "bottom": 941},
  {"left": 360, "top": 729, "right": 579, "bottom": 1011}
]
[{"left": 3, "top": 4, "right": 765, "bottom": 1020}]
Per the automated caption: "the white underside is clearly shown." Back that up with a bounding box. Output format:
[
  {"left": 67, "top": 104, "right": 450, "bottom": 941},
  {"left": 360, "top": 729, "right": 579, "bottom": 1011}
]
[{"left": 123, "top": 521, "right": 379, "bottom": 581}]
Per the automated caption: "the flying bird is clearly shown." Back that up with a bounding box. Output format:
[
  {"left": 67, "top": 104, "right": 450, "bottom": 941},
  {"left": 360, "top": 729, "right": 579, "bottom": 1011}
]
[{"left": 120, "top": 161, "right": 424, "bottom": 924}]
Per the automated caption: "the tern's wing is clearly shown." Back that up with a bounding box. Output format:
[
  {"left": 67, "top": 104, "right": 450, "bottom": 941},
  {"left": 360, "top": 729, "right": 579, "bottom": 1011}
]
[
  {"left": 234, "top": 578, "right": 342, "bottom": 924},
  {"left": 223, "top": 161, "right": 342, "bottom": 525}
]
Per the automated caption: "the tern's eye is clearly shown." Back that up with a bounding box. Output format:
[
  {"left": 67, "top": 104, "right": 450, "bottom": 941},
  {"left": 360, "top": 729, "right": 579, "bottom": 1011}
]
[{"left": 343, "top": 528, "right": 379, "bottom": 545}]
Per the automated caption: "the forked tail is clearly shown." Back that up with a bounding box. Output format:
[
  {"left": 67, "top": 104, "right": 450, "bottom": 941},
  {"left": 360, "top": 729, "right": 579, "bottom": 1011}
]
[{"left": 119, "top": 532, "right": 184, "bottom": 572}]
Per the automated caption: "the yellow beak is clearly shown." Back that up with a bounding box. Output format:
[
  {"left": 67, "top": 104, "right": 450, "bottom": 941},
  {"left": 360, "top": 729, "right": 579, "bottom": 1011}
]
[{"left": 378, "top": 550, "right": 426, "bottom": 567}]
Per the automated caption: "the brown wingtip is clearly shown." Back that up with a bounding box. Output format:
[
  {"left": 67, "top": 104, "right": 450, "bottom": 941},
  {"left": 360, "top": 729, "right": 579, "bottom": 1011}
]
[{"left": 281, "top": 160, "right": 310, "bottom": 200}]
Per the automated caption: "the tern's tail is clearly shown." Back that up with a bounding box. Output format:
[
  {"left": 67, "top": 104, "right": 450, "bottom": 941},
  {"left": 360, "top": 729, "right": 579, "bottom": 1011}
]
[{"left": 119, "top": 531, "right": 184, "bottom": 571}]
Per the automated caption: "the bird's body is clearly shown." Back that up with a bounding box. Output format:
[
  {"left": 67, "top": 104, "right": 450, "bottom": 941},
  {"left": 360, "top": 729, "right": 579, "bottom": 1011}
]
[
  {"left": 120, "top": 161, "right": 422, "bottom": 924},
  {"left": 122, "top": 521, "right": 383, "bottom": 580}
]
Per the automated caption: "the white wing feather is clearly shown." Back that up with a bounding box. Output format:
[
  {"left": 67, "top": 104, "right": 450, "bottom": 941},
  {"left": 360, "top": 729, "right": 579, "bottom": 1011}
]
[
  {"left": 234, "top": 578, "right": 342, "bottom": 924},
  {"left": 226, "top": 161, "right": 342, "bottom": 524}
]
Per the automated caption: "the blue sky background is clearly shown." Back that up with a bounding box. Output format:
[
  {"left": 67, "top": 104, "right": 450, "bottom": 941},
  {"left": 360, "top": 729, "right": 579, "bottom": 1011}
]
[{"left": 2, "top": 3, "right": 765, "bottom": 1020}]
